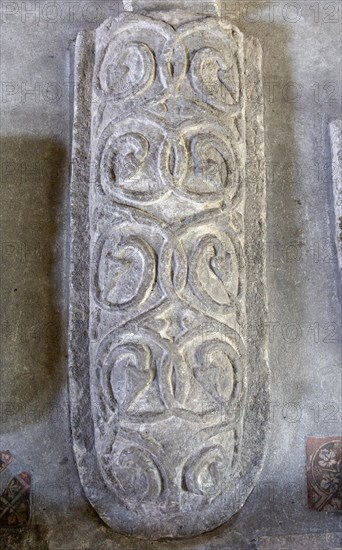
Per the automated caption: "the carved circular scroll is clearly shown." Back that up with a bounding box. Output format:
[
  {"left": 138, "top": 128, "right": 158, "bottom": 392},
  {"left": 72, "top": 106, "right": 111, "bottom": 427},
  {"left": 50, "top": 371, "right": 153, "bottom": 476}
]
[
  {"left": 97, "top": 121, "right": 242, "bottom": 206},
  {"left": 91, "top": 223, "right": 158, "bottom": 311},
  {"left": 100, "top": 42, "right": 156, "bottom": 100}
]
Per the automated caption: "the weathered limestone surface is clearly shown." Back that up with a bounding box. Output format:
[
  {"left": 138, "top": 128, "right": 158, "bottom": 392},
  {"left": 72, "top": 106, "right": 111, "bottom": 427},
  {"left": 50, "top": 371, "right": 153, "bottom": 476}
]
[
  {"left": 330, "top": 120, "right": 342, "bottom": 275},
  {"left": 69, "top": 1, "right": 268, "bottom": 539}
]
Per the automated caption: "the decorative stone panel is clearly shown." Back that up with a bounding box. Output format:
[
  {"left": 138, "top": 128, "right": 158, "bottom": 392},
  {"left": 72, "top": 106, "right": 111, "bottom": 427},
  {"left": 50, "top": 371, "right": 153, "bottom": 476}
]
[{"left": 69, "top": 2, "right": 268, "bottom": 539}]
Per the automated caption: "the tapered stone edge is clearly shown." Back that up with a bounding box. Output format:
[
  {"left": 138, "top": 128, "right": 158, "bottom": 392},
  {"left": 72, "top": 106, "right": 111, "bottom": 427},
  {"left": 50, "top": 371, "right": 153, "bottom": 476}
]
[
  {"left": 68, "top": 21, "right": 269, "bottom": 540},
  {"left": 329, "top": 119, "right": 342, "bottom": 275},
  {"left": 68, "top": 29, "right": 113, "bottom": 527},
  {"left": 242, "top": 35, "right": 270, "bottom": 499},
  {"left": 68, "top": 29, "right": 95, "bottom": 490}
]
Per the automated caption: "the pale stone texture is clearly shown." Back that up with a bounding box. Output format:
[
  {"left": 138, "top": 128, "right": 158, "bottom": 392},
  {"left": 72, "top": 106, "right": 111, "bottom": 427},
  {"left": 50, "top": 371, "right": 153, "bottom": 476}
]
[
  {"left": 0, "top": 0, "right": 341, "bottom": 548},
  {"left": 69, "top": 4, "right": 268, "bottom": 538}
]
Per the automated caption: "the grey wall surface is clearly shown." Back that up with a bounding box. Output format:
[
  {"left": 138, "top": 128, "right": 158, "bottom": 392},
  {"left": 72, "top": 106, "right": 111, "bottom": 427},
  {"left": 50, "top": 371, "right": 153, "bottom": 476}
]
[{"left": 0, "top": 1, "right": 341, "bottom": 548}]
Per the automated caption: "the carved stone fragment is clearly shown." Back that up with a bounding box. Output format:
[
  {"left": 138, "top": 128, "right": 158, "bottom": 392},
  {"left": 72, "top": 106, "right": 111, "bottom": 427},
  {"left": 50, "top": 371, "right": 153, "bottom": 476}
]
[{"left": 69, "top": 1, "right": 268, "bottom": 539}]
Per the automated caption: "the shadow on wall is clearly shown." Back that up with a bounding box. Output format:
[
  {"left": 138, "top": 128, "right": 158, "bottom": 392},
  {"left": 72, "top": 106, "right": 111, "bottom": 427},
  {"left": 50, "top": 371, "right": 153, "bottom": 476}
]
[{"left": 0, "top": 138, "right": 68, "bottom": 434}]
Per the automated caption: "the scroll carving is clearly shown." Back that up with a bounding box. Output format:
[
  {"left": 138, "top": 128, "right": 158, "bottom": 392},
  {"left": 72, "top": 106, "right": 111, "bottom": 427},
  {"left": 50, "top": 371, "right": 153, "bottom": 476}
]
[{"left": 69, "top": 8, "right": 268, "bottom": 539}]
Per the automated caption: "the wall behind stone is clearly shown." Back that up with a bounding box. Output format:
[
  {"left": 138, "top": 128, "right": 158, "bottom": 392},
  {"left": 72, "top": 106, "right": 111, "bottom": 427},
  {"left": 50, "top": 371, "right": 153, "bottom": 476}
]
[{"left": 0, "top": 1, "right": 341, "bottom": 548}]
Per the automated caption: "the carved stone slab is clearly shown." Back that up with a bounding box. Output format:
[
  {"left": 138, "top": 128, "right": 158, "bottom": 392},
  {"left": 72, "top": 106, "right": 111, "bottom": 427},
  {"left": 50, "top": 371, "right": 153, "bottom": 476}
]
[{"left": 69, "top": 4, "right": 268, "bottom": 539}]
